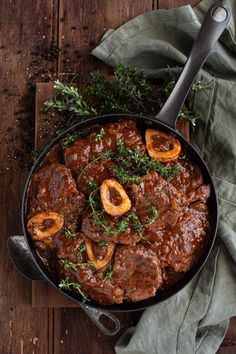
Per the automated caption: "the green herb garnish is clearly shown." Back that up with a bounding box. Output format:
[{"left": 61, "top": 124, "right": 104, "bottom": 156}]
[
  {"left": 104, "top": 264, "right": 113, "bottom": 280},
  {"left": 87, "top": 260, "right": 95, "bottom": 268},
  {"left": 98, "top": 240, "right": 108, "bottom": 247},
  {"left": 64, "top": 229, "right": 79, "bottom": 238},
  {"left": 114, "top": 139, "right": 178, "bottom": 180},
  {"left": 78, "top": 150, "right": 114, "bottom": 179},
  {"left": 87, "top": 188, "right": 113, "bottom": 236},
  {"left": 44, "top": 80, "right": 96, "bottom": 118},
  {"left": 59, "top": 277, "right": 89, "bottom": 302},
  {"left": 145, "top": 206, "right": 159, "bottom": 226},
  {"left": 140, "top": 181, "right": 145, "bottom": 189},
  {"left": 62, "top": 133, "right": 78, "bottom": 149},
  {"left": 60, "top": 259, "right": 77, "bottom": 270},
  {"left": 114, "top": 211, "right": 143, "bottom": 237},
  {"left": 88, "top": 180, "right": 98, "bottom": 191},
  {"left": 77, "top": 243, "right": 86, "bottom": 255},
  {"left": 94, "top": 128, "right": 105, "bottom": 142}
]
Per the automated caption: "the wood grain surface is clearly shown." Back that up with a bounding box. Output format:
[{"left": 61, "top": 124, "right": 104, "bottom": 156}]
[{"left": 1, "top": 0, "right": 235, "bottom": 353}]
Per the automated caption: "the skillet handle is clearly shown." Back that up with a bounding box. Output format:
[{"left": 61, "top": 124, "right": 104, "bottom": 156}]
[
  {"left": 8, "top": 236, "right": 121, "bottom": 336},
  {"left": 80, "top": 303, "right": 121, "bottom": 336},
  {"left": 8, "top": 235, "right": 45, "bottom": 280},
  {"left": 155, "top": 2, "right": 231, "bottom": 129}
]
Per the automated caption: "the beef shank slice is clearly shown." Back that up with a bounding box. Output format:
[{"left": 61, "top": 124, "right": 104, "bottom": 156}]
[
  {"left": 130, "top": 171, "right": 182, "bottom": 230},
  {"left": 149, "top": 202, "right": 210, "bottom": 272},
  {"left": 170, "top": 160, "right": 210, "bottom": 204},
  {"left": 81, "top": 210, "right": 142, "bottom": 245},
  {"left": 113, "top": 245, "right": 162, "bottom": 302},
  {"left": 64, "top": 120, "right": 145, "bottom": 182},
  {"left": 28, "top": 163, "right": 85, "bottom": 230}
]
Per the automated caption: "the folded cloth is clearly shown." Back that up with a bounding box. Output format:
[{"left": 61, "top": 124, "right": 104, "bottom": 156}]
[{"left": 92, "top": 1, "right": 236, "bottom": 353}]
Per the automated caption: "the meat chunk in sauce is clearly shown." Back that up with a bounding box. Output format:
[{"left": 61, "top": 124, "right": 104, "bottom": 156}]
[
  {"left": 113, "top": 245, "right": 162, "bottom": 302},
  {"left": 57, "top": 238, "right": 124, "bottom": 304},
  {"left": 130, "top": 171, "right": 182, "bottom": 230},
  {"left": 81, "top": 211, "right": 142, "bottom": 245},
  {"left": 28, "top": 163, "right": 85, "bottom": 231},
  {"left": 77, "top": 159, "right": 115, "bottom": 195},
  {"left": 63, "top": 120, "right": 145, "bottom": 194},
  {"left": 148, "top": 202, "right": 209, "bottom": 272},
  {"left": 170, "top": 160, "right": 210, "bottom": 204}
]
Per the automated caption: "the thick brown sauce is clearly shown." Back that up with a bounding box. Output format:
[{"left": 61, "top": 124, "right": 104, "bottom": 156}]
[
  {"left": 27, "top": 120, "right": 211, "bottom": 305},
  {"left": 151, "top": 135, "right": 173, "bottom": 152},
  {"left": 107, "top": 186, "right": 123, "bottom": 206}
]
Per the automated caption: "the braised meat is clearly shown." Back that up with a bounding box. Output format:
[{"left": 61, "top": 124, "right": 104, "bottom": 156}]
[
  {"left": 77, "top": 159, "right": 115, "bottom": 195},
  {"left": 63, "top": 120, "right": 145, "bottom": 193},
  {"left": 130, "top": 171, "right": 182, "bottom": 230},
  {"left": 81, "top": 211, "right": 142, "bottom": 245},
  {"left": 113, "top": 245, "right": 162, "bottom": 301},
  {"left": 28, "top": 163, "right": 85, "bottom": 231},
  {"left": 148, "top": 202, "right": 209, "bottom": 272},
  {"left": 170, "top": 160, "right": 210, "bottom": 204},
  {"left": 56, "top": 238, "right": 124, "bottom": 304},
  {"left": 58, "top": 259, "right": 124, "bottom": 304},
  {"left": 27, "top": 120, "right": 211, "bottom": 305}
]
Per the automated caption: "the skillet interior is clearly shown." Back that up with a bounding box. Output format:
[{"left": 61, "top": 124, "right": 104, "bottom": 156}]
[{"left": 22, "top": 114, "right": 218, "bottom": 311}]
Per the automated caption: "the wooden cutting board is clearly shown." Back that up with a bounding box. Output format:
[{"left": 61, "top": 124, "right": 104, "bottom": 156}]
[{"left": 32, "top": 82, "right": 189, "bottom": 307}]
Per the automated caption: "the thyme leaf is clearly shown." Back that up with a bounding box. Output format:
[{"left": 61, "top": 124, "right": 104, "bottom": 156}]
[
  {"left": 44, "top": 80, "right": 97, "bottom": 117},
  {"left": 64, "top": 229, "right": 79, "bottom": 238},
  {"left": 145, "top": 206, "right": 159, "bottom": 226},
  {"left": 62, "top": 133, "right": 78, "bottom": 149},
  {"left": 60, "top": 259, "right": 85, "bottom": 271},
  {"left": 59, "top": 277, "right": 89, "bottom": 302},
  {"left": 104, "top": 264, "right": 113, "bottom": 280},
  {"left": 94, "top": 128, "right": 105, "bottom": 142},
  {"left": 114, "top": 139, "right": 178, "bottom": 180},
  {"left": 98, "top": 240, "right": 108, "bottom": 247},
  {"left": 44, "top": 64, "right": 211, "bottom": 129}
]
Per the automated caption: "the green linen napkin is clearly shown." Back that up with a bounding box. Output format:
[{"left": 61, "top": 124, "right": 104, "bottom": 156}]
[{"left": 92, "top": 1, "right": 236, "bottom": 353}]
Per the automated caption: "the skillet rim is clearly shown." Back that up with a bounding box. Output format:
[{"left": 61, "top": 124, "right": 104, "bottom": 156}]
[{"left": 21, "top": 113, "right": 218, "bottom": 312}]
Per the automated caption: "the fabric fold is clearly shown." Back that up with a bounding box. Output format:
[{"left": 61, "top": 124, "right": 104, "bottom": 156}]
[{"left": 92, "top": 1, "right": 236, "bottom": 353}]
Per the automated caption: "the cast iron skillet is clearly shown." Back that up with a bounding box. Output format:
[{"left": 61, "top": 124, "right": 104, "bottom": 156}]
[{"left": 8, "top": 3, "right": 230, "bottom": 336}]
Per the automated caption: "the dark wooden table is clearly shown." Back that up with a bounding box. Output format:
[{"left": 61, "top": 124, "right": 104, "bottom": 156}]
[{"left": 1, "top": 1, "right": 236, "bottom": 353}]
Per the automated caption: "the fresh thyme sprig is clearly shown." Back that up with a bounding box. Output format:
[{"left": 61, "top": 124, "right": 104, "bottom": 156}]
[
  {"left": 59, "top": 277, "right": 89, "bottom": 302},
  {"left": 162, "top": 68, "right": 213, "bottom": 126},
  {"left": 44, "top": 64, "right": 212, "bottom": 129},
  {"left": 44, "top": 80, "right": 97, "bottom": 117},
  {"left": 94, "top": 128, "right": 105, "bottom": 142},
  {"left": 62, "top": 133, "right": 78, "bottom": 149},
  {"left": 115, "top": 211, "right": 143, "bottom": 236},
  {"left": 78, "top": 150, "right": 114, "bottom": 180},
  {"left": 113, "top": 165, "right": 141, "bottom": 185},
  {"left": 98, "top": 240, "right": 108, "bottom": 247},
  {"left": 87, "top": 187, "right": 113, "bottom": 236},
  {"left": 87, "top": 187, "right": 159, "bottom": 238},
  {"left": 60, "top": 259, "right": 86, "bottom": 270},
  {"left": 77, "top": 243, "right": 86, "bottom": 256},
  {"left": 114, "top": 139, "right": 179, "bottom": 180},
  {"left": 85, "top": 65, "right": 158, "bottom": 116},
  {"left": 104, "top": 264, "right": 113, "bottom": 280},
  {"left": 62, "top": 128, "right": 93, "bottom": 149},
  {"left": 145, "top": 206, "right": 159, "bottom": 226},
  {"left": 114, "top": 207, "right": 159, "bottom": 237},
  {"left": 64, "top": 229, "right": 79, "bottom": 238},
  {"left": 78, "top": 139, "right": 178, "bottom": 187}
]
